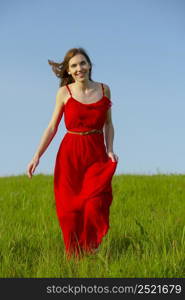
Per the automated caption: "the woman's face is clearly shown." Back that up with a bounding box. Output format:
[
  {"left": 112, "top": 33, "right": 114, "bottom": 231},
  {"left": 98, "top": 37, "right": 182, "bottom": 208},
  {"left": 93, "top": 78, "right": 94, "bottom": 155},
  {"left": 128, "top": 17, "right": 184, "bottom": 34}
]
[{"left": 68, "top": 54, "right": 91, "bottom": 82}]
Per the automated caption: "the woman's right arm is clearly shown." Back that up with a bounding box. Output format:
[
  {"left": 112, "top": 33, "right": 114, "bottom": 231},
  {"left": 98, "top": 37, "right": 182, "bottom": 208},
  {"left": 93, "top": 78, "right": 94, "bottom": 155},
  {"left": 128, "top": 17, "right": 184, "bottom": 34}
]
[{"left": 27, "top": 86, "right": 66, "bottom": 178}]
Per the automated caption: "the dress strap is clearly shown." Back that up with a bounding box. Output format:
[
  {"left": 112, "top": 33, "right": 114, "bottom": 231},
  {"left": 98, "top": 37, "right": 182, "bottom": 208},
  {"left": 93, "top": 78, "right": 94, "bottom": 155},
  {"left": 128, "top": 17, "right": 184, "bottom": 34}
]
[
  {"left": 66, "top": 84, "right": 72, "bottom": 97},
  {"left": 101, "top": 83, "right": 104, "bottom": 97}
]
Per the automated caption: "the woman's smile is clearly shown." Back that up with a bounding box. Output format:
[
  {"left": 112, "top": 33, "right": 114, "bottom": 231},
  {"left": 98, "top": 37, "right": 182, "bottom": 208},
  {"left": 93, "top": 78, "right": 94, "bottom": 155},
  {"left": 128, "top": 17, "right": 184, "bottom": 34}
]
[{"left": 76, "top": 72, "right": 85, "bottom": 77}]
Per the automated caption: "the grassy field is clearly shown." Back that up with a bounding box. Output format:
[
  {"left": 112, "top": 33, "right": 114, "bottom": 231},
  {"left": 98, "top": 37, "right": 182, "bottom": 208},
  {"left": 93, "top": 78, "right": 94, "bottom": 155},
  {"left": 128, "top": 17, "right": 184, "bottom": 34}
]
[{"left": 0, "top": 173, "right": 185, "bottom": 278}]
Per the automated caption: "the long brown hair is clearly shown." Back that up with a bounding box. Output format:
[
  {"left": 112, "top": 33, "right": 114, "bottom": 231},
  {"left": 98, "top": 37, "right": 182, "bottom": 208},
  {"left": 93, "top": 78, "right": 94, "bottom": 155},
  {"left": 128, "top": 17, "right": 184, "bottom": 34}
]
[{"left": 48, "top": 47, "right": 94, "bottom": 87}]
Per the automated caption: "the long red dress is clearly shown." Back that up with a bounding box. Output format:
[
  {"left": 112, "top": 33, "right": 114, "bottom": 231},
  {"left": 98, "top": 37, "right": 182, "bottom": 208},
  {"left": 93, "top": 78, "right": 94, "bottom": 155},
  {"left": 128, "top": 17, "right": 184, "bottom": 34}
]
[{"left": 53, "top": 83, "right": 118, "bottom": 258}]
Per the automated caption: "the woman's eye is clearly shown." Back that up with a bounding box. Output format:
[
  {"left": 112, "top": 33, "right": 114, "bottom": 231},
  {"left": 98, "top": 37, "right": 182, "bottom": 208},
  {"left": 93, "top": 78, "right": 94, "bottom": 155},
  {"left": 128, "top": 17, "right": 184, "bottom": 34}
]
[{"left": 71, "top": 62, "right": 86, "bottom": 67}]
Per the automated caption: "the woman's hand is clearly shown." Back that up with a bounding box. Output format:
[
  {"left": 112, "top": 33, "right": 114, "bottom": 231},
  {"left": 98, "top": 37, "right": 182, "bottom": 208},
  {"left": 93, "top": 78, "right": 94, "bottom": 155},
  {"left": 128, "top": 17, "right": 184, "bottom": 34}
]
[
  {"left": 27, "top": 156, "right": 40, "bottom": 179},
  {"left": 107, "top": 151, "right": 119, "bottom": 162}
]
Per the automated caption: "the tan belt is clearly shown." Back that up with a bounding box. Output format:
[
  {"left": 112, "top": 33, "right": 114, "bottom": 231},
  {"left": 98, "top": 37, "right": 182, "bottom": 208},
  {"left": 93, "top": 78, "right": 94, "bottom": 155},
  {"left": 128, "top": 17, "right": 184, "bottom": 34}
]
[{"left": 67, "top": 129, "right": 103, "bottom": 135}]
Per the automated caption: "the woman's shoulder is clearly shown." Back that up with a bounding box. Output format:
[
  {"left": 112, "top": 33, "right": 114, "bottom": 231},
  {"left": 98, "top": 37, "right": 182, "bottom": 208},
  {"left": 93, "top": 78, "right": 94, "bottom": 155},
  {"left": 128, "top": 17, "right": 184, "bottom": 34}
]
[
  {"left": 56, "top": 85, "right": 70, "bottom": 105},
  {"left": 100, "top": 82, "right": 111, "bottom": 99},
  {"left": 96, "top": 81, "right": 109, "bottom": 88}
]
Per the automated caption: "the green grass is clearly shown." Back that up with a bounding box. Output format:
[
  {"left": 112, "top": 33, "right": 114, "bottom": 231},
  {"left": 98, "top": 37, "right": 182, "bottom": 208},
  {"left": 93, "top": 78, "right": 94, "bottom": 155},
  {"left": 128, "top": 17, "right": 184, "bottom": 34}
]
[{"left": 0, "top": 173, "right": 185, "bottom": 278}]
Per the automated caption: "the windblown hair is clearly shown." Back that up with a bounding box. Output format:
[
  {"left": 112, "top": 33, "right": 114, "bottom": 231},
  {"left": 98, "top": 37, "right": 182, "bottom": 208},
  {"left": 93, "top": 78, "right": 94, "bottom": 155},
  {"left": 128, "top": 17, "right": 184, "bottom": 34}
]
[{"left": 48, "top": 47, "right": 94, "bottom": 87}]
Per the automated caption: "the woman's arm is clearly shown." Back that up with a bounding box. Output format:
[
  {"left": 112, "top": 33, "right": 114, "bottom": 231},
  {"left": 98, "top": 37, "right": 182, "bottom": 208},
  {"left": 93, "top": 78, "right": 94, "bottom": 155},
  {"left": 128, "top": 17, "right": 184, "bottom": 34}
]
[
  {"left": 32, "top": 127, "right": 57, "bottom": 160},
  {"left": 104, "top": 117, "right": 114, "bottom": 153},
  {"left": 103, "top": 84, "right": 118, "bottom": 162},
  {"left": 103, "top": 84, "right": 114, "bottom": 152},
  {"left": 27, "top": 87, "right": 66, "bottom": 178},
  {"left": 33, "top": 87, "right": 65, "bottom": 159}
]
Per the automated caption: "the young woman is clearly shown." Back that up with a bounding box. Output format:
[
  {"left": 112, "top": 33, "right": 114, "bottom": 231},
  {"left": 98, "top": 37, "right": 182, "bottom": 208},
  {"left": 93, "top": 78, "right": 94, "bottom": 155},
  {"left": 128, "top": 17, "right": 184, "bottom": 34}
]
[{"left": 27, "top": 47, "right": 119, "bottom": 259}]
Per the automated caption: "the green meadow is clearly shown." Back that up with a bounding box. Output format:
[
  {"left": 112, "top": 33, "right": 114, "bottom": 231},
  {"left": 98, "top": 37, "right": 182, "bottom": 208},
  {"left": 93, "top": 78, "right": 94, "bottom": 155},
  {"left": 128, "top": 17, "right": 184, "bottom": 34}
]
[{"left": 0, "top": 174, "right": 185, "bottom": 278}]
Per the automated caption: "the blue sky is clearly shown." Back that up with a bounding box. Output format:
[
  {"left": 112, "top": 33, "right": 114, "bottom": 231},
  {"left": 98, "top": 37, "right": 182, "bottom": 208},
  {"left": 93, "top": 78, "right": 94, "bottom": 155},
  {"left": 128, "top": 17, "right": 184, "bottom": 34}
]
[{"left": 1, "top": 0, "right": 185, "bottom": 177}]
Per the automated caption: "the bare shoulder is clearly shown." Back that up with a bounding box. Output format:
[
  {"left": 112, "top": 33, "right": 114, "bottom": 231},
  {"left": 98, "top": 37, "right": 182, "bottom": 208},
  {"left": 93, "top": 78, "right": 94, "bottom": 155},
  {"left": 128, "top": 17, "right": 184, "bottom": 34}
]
[
  {"left": 101, "top": 82, "right": 111, "bottom": 99},
  {"left": 56, "top": 85, "right": 69, "bottom": 104}
]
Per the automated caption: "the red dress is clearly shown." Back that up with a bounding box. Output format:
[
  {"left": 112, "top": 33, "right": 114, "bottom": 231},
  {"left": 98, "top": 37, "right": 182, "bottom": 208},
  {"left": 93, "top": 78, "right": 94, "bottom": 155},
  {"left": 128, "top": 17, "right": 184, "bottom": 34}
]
[{"left": 53, "top": 83, "right": 118, "bottom": 258}]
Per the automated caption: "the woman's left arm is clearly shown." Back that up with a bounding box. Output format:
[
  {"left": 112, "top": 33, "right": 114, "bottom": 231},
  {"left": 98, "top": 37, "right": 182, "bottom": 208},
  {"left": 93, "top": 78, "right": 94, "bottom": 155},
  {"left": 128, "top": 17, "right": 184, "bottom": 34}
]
[
  {"left": 103, "top": 84, "right": 119, "bottom": 162},
  {"left": 104, "top": 110, "right": 114, "bottom": 153}
]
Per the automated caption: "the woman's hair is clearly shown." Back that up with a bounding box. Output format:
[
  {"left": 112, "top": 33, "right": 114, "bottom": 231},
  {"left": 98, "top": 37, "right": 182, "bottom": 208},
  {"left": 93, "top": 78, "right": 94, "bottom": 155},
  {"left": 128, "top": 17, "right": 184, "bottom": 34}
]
[{"left": 48, "top": 47, "right": 94, "bottom": 87}]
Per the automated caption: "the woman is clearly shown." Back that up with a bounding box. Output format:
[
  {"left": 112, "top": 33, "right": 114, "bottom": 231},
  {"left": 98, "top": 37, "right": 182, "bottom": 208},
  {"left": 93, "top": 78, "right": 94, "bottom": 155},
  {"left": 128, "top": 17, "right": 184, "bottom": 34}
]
[{"left": 27, "top": 47, "right": 119, "bottom": 259}]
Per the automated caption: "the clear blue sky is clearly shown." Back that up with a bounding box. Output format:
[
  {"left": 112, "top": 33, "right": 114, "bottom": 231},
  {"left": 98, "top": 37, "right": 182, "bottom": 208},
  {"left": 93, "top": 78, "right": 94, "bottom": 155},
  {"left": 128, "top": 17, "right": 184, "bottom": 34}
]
[{"left": 1, "top": 0, "right": 185, "bottom": 177}]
